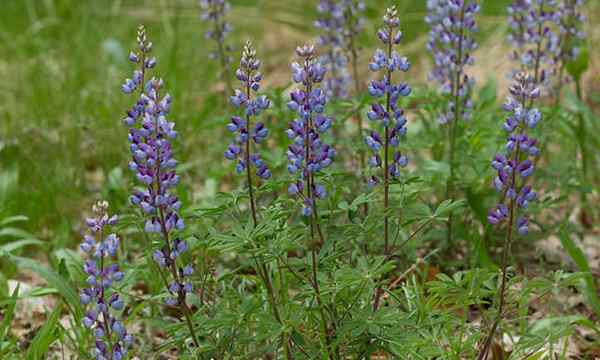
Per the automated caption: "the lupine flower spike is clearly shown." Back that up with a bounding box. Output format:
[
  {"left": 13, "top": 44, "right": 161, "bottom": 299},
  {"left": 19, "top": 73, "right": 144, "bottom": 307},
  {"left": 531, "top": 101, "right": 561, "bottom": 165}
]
[
  {"left": 339, "top": 0, "right": 367, "bottom": 181},
  {"left": 367, "top": 6, "right": 411, "bottom": 311},
  {"left": 366, "top": 6, "right": 410, "bottom": 241},
  {"left": 227, "top": 40, "right": 271, "bottom": 225},
  {"left": 507, "top": 0, "right": 558, "bottom": 88},
  {"left": 200, "top": 0, "right": 234, "bottom": 97},
  {"left": 80, "top": 201, "right": 133, "bottom": 360},
  {"left": 287, "top": 44, "right": 334, "bottom": 240},
  {"left": 489, "top": 72, "right": 541, "bottom": 235},
  {"left": 553, "top": 0, "right": 585, "bottom": 93},
  {"left": 315, "top": 1, "right": 351, "bottom": 99},
  {"left": 426, "top": 0, "right": 479, "bottom": 125},
  {"left": 479, "top": 72, "right": 542, "bottom": 360},
  {"left": 121, "top": 26, "right": 200, "bottom": 348}
]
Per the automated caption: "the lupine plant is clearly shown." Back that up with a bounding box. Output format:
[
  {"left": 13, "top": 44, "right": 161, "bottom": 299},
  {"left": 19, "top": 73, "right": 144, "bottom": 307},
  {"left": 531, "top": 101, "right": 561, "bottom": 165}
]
[
  {"left": 286, "top": 44, "right": 336, "bottom": 355},
  {"left": 226, "top": 41, "right": 271, "bottom": 225},
  {"left": 364, "top": 6, "right": 411, "bottom": 310},
  {"left": 80, "top": 200, "right": 133, "bottom": 360},
  {"left": 200, "top": 0, "right": 234, "bottom": 97},
  {"left": 478, "top": 72, "right": 542, "bottom": 359},
  {"left": 425, "top": 0, "right": 479, "bottom": 245},
  {"left": 121, "top": 26, "right": 200, "bottom": 348}
]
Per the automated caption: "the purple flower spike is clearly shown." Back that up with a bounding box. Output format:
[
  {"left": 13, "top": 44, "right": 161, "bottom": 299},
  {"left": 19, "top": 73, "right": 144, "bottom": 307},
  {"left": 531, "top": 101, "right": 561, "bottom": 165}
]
[
  {"left": 507, "top": 0, "right": 560, "bottom": 90},
  {"left": 287, "top": 44, "right": 335, "bottom": 219},
  {"left": 489, "top": 72, "right": 541, "bottom": 237},
  {"left": 200, "top": 0, "right": 233, "bottom": 93},
  {"left": 315, "top": 0, "right": 352, "bottom": 99},
  {"left": 225, "top": 41, "right": 272, "bottom": 225},
  {"left": 226, "top": 41, "right": 270, "bottom": 174},
  {"left": 79, "top": 201, "right": 132, "bottom": 358},
  {"left": 553, "top": 0, "right": 585, "bottom": 90},
  {"left": 121, "top": 27, "right": 200, "bottom": 348},
  {"left": 365, "top": 6, "right": 411, "bottom": 189},
  {"left": 426, "top": 0, "right": 479, "bottom": 124}
]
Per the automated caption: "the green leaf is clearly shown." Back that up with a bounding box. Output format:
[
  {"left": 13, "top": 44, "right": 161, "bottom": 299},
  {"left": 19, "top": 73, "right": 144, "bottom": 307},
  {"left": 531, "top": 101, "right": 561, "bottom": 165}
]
[
  {"left": 559, "top": 227, "right": 600, "bottom": 318},
  {"left": 0, "top": 215, "right": 29, "bottom": 226},
  {"left": 25, "top": 305, "right": 62, "bottom": 360},
  {"left": 0, "top": 239, "right": 44, "bottom": 253},
  {"left": 7, "top": 255, "right": 82, "bottom": 320},
  {"left": 433, "top": 199, "right": 466, "bottom": 218},
  {"left": 0, "top": 284, "right": 19, "bottom": 340}
]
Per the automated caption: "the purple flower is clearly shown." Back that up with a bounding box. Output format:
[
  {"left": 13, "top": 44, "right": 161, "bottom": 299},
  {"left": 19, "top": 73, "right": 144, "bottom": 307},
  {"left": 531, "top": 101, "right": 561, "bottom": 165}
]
[
  {"left": 78, "top": 201, "right": 132, "bottom": 359},
  {"left": 489, "top": 72, "right": 541, "bottom": 237},
  {"left": 287, "top": 44, "right": 335, "bottom": 217},
  {"left": 365, "top": 6, "right": 411, "bottom": 188},
  {"left": 426, "top": 0, "right": 479, "bottom": 124}
]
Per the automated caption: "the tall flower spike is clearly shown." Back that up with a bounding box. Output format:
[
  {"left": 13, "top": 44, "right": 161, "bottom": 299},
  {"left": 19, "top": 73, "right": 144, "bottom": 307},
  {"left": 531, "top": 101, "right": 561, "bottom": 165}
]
[
  {"left": 200, "top": 0, "right": 234, "bottom": 96},
  {"left": 287, "top": 44, "right": 334, "bottom": 223},
  {"left": 315, "top": 0, "right": 351, "bottom": 99},
  {"left": 479, "top": 72, "right": 542, "bottom": 360},
  {"left": 80, "top": 201, "right": 133, "bottom": 360},
  {"left": 426, "top": 0, "right": 479, "bottom": 125},
  {"left": 507, "top": 0, "right": 558, "bottom": 88},
  {"left": 227, "top": 41, "right": 271, "bottom": 225},
  {"left": 489, "top": 72, "right": 541, "bottom": 235},
  {"left": 121, "top": 27, "right": 199, "bottom": 348},
  {"left": 553, "top": 0, "right": 585, "bottom": 90},
  {"left": 367, "top": 6, "right": 411, "bottom": 311},
  {"left": 339, "top": 0, "right": 366, "bottom": 95}
]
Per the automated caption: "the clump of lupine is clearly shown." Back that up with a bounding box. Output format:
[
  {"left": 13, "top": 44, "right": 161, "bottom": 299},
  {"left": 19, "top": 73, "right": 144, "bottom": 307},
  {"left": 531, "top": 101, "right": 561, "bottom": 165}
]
[
  {"left": 200, "top": 0, "right": 234, "bottom": 95},
  {"left": 315, "top": 0, "right": 351, "bottom": 99},
  {"left": 287, "top": 44, "right": 334, "bottom": 228},
  {"left": 121, "top": 26, "right": 200, "bottom": 348},
  {"left": 479, "top": 72, "right": 542, "bottom": 359},
  {"left": 426, "top": 0, "right": 479, "bottom": 125},
  {"left": 80, "top": 201, "right": 133, "bottom": 360},
  {"left": 506, "top": 0, "right": 558, "bottom": 87},
  {"left": 226, "top": 41, "right": 271, "bottom": 225},
  {"left": 553, "top": 0, "right": 585, "bottom": 89},
  {"left": 366, "top": 5, "right": 411, "bottom": 310}
]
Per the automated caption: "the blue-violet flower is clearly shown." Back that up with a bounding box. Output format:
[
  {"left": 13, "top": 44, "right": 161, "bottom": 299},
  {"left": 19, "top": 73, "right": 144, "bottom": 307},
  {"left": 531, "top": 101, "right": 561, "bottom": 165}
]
[{"left": 80, "top": 201, "right": 133, "bottom": 360}]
